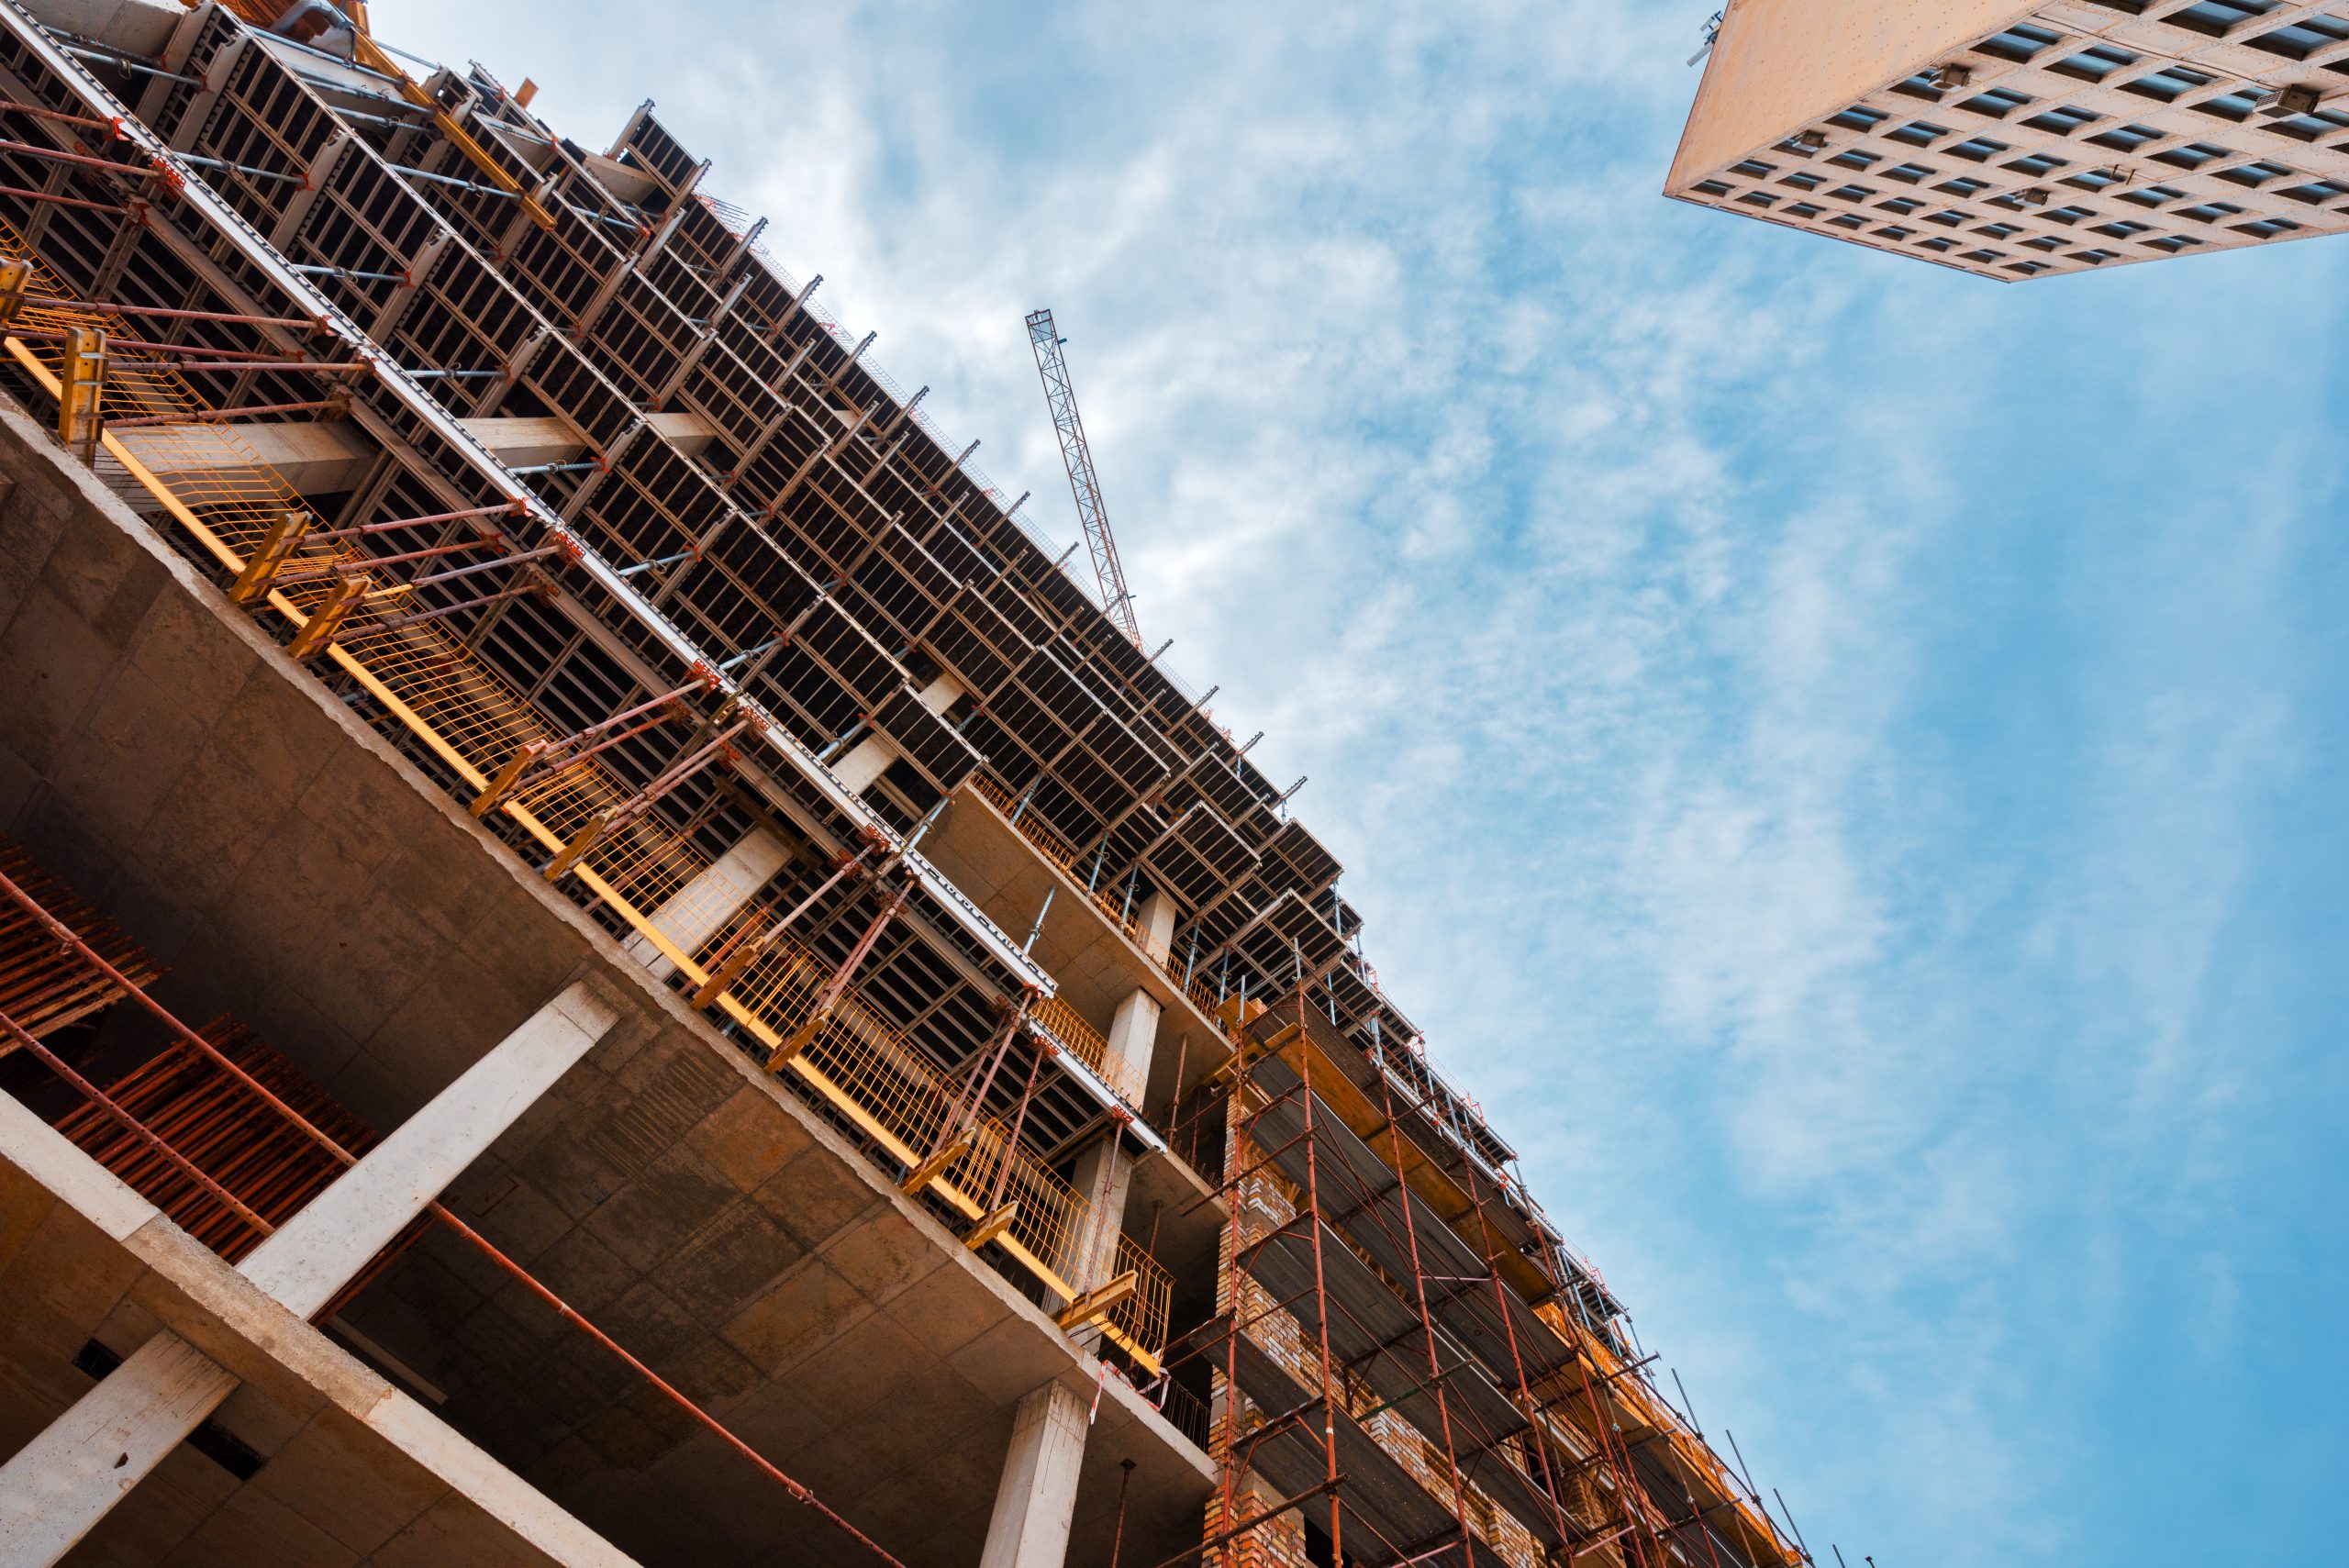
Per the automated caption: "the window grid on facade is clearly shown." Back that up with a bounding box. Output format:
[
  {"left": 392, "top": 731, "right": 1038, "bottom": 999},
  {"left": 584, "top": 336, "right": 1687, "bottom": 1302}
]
[{"left": 1671, "top": 0, "right": 2349, "bottom": 280}]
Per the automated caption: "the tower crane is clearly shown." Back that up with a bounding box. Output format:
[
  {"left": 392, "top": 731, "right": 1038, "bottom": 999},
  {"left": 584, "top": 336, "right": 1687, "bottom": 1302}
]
[{"left": 1026, "top": 308, "right": 1141, "bottom": 649}]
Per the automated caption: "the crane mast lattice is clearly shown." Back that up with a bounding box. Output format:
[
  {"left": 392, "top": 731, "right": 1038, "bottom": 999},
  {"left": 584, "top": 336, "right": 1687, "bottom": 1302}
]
[{"left": 1026, "top": 308, "right": 1141, "bottom": 648}]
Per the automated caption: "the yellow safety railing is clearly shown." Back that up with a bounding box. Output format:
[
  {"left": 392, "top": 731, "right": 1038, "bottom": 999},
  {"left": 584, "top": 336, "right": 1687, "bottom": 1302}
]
[
  {"left": 1030, "top": 990, "right": 1109, "bottom": 1078},
  {"left": 0, "top": 232, "right": 1172, "bottom": 1372},
  {"left": 700, "top": 906, "right": 1169, "bottom": 1366}
]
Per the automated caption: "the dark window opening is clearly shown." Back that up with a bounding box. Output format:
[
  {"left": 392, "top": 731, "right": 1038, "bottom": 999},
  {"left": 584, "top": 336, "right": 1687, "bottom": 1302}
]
[
  {"left": 2086, "top": 122, "right": 2167, "bottom": 151},
  {"left": 2052, "top": 45, "right": 2142, "bottom": 80},
  {"left": 1958, "top": 86, "right": 2037, "bottom": 118},
  {"left": 2215, "top": 158, "right": 2297, "bottom": 185},
  {"left": 1948, "top": 137, "right": 2013, "bottom": 161},
  {"left": 2193, "top": 88, "right": 2266, "bottom": 120},
  {"left": 2124, "top": 65, "right": 2218, "bottom": 102},
  {"left": 2165, "top": 1, "right": 2282, "bottom": 39},
  {"left": 2250, "top": 14, "right": 2349, "bottom": 57},
  {"left": 2152, "top": 140, "right": 2233, "bottom": 169},
  {"left": 1977, "top": 23, "right": 2065, "bottom": 61},
  {"left": 1830, "top": 105, "right": 1891, "bottom": 131},
  {"left": 1887, "top": 120, "right": 1953, "bottom": 147}
]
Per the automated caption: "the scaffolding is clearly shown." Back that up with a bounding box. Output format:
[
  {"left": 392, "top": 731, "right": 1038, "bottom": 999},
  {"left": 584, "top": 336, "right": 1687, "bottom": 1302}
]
[
  {"left": 0, "top": 241, "right": 1170, "bottom": 1372},
  {"left": 1155, "top": 992, "right": 1804, "bottom": 1568}
]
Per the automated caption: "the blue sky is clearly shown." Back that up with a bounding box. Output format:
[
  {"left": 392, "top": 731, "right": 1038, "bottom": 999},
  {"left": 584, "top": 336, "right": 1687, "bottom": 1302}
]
[{"left": 395, "top": 2, "right": 2348, "bottom": 1562}]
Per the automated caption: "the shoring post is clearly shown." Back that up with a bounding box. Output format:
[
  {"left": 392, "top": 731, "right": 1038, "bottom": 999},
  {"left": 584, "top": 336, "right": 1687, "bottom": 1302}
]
[
  {"left": 1372, "top": 1044, "right": 1493, "bottom": 1556},
  {"left": 689, "top": 845, "right": 873, "bottom": 1010},
  {"left": 983, "top": 1043, "right": 1049, "bottom": 1216},
  {"left": 1457, "top": 1157, "right": 1592, "bottom": 1557},
  {"left": 1291, "top": 982, "right": 1347, "bottom": 1562},
  {"left": 543, "top": 717, "right": 750, "bottom": 883},
  {"left": 473, "top": 673, "right": 711, "bottom": 820}
]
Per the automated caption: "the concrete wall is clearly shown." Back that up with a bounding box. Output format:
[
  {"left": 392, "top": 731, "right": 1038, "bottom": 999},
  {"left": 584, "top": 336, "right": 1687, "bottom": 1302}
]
[{"left": 1666, "top": 0, "right": 2043, "bottom": 191}]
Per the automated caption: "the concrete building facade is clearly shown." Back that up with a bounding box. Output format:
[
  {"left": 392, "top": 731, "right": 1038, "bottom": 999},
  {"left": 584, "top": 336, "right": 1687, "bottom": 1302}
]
[
  {"left": 0, "top": 1, "right": 1809, "bottom": 1564},
  {"left": 1669, "top": 0, "right": 2349, "bottom": 279}
]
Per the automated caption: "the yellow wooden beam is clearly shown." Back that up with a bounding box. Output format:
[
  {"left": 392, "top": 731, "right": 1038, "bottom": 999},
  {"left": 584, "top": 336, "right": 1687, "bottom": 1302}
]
[
  {"left": 1054, "top": 1269, "right": 1138, "bottom": 1331},
  {"left": 900, "top": 1130, "right": 973, "bottom": 1198},
  {"left": 963, "top": 1203, "right": 1019, "bottom": 1252}
]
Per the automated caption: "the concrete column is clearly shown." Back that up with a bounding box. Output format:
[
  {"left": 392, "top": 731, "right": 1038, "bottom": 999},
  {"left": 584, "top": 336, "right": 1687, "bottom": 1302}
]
[
  {"left": 0, "top": 981, "right": 618, "bottom": 1563},
  {"left": 1066, "top": 1136, "right": 1136, "bottom": 1294},
  {"left": 0, "top": 1333, "right": 237, "bottom": 1565},
  {"left": 830, "top": 733, "right": 902, "bottom": 795},
  {"left": 1100, "top": 989, "right": 1161, "bottom": 1107},
  {"left": 621, "top": 827, "right": 792, "bottom": 980},
  {"left": 1132, "top": 889, "right": 1177, "bottom": 965},
  {"left": 832, "top": 673, "right": 964, "bottom": 795},
  {"left": 977, "top": 1381, "right": 1089, "bottom": 1568},
  {"left": 239, "top": 979, "right": 618, "bottom": 1317}
]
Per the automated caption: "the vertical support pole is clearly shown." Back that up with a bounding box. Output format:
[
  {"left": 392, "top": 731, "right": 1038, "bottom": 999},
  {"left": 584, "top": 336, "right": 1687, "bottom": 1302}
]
[
  {"left": 769, "top": 880, "right": 910, "bottom": 1070},
  {"left": 1291, "top": 984, "right": 1345, "bottom": 1562}
]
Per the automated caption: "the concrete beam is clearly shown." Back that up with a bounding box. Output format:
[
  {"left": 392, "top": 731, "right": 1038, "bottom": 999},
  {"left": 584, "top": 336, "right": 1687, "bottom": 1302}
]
[
  {"left": 977, "top": 1381, "right": 1090, "bottom": 1568},
  {"left": 0, "top": 983, "right": 616, "bottom": 1561},
  {"left": 0, "top": 1332, "right": 237, "bottom": 1566},
  {"left": 109, "top": 411, "right": 717, "bottom": 500},
  {"left": 836, "top": 672, "right": 964, "bottom": 795},
  {"left": 0, "top": 1087, "right": 634, "bottom": 1567},
  {"left": 238, "top": 980, "right": 619, "bottom": 1318}
]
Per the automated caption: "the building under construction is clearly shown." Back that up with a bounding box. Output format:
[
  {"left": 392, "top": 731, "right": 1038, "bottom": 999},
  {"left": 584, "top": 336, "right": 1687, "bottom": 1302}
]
[{"left": 0, "top": 2, "right": 1813, "bottom": 1564}]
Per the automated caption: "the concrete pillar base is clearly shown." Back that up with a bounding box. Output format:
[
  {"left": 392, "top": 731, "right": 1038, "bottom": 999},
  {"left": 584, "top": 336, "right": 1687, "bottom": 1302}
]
[{"left": 977, "top": 1380, "right": 1090, "bottom": 1568}]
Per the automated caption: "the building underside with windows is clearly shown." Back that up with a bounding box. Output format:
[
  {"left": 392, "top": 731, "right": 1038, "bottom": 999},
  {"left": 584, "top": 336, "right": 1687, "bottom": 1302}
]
[
  {"left": 0, "top": 2, "right": 1809, "bottom": 1565},
  {"left": 1669, "top": 0, "right": 2349, "bottom": 279}
]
